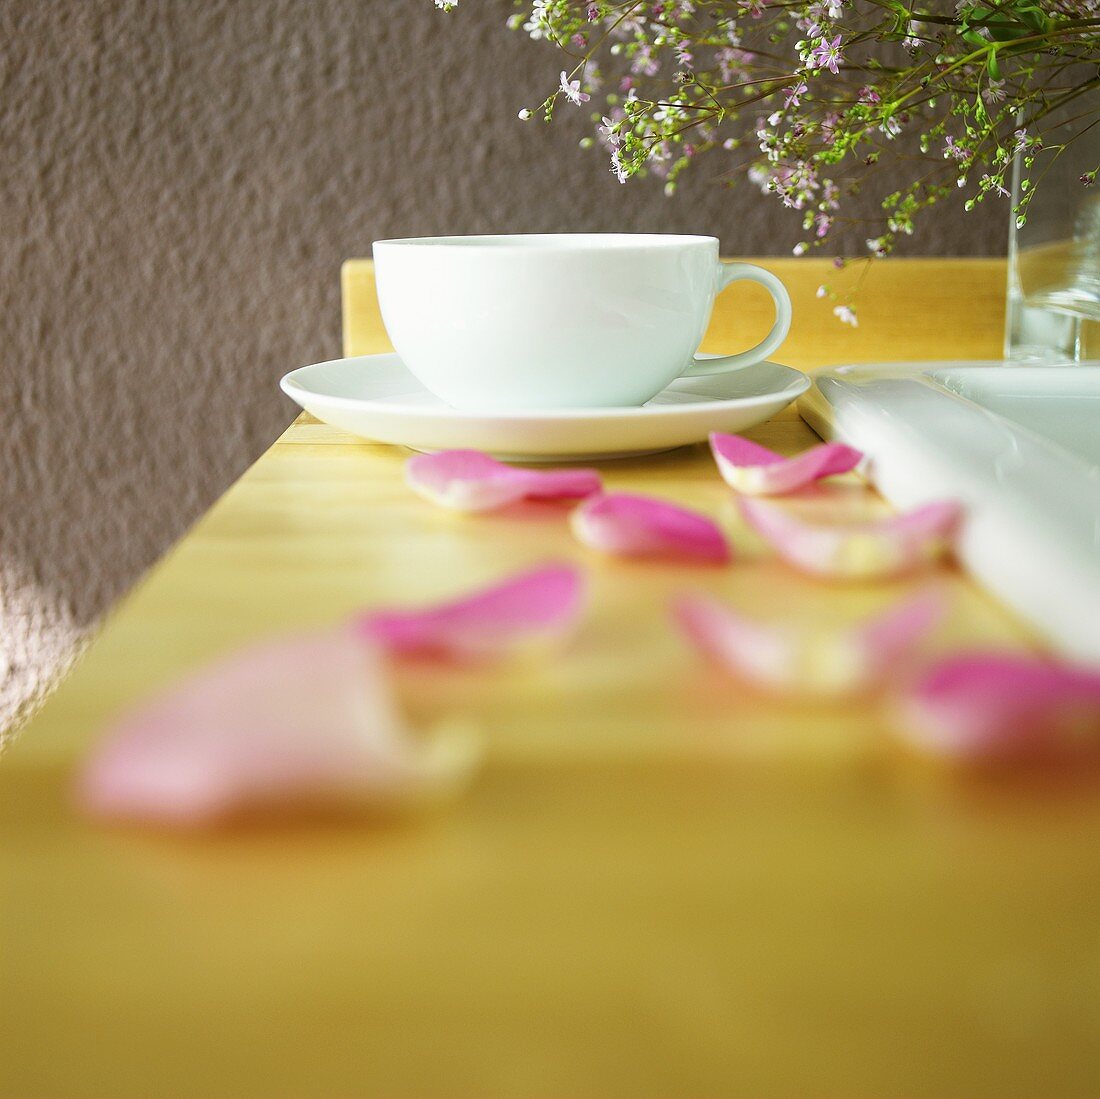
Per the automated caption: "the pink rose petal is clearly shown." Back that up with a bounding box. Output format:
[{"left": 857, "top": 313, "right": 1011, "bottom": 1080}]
[
  {"left": 895, "top": 653, "right": 1100, "bottom": 760},
  {"left": 674, "top": 589, "right": 942, "bottom": 697},
  {"left": 405, "top": 449, "right": 602, "bottom": 512},
  {"left": 741, "top": 497, "right": 962, "bottom": 580},
  {"left": 78, "top": 629, "right": 482, "bottom": 828},
  {"left": 709, "top": 432, "right": 863, "bottom": 495},
  {"left": 570, "top": 492, "right": 731, "bottom": 564},
  {"left": 355, "top": 563, "right": 585, "bottom": 660}
]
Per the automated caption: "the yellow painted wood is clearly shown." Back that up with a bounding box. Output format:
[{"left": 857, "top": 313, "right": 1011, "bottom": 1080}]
[
  {"left": 342, "top": 255, "right": 1008, "bottom": 366},
  {"left": 5, "top": 258, "right": 1097, "bottom": 1098}
]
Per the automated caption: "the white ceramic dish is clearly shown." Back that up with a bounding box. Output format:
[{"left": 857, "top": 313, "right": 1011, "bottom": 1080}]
[{"left": 281, "top": 353, "right": 810, "bottom": 461}]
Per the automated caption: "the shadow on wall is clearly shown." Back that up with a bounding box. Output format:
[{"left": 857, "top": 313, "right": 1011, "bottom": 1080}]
[{"left": 0, "top": 0, "right": 1005, "bottom": 742}]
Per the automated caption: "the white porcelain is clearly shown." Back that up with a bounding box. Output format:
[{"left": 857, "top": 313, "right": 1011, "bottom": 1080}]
[
  {"left": 372, "top": 234, "right": 792, "bottom": 411},
  {"left": 932, "top": 365, "right": 1100, "bottom": 467},
  {"left": 801, "top": 363, "right": 1100, "bottom": 662},
  {"left": 281, "top": 352, "right": 809, "bottom": 461}
]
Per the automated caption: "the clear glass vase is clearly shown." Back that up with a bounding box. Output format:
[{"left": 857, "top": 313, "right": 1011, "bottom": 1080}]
[{"left": 1005, "top": 94, "right": 1100, "bottom": 365}]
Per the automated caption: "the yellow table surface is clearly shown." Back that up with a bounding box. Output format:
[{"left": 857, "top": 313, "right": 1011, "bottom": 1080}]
[{"left": 4, "top": 258, "right": 1099, "bottom": 1098}]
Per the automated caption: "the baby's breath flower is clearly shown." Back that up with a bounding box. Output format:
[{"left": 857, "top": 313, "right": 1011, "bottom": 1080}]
[
  {"left": 944, "top": 135, "right": 969, "bottom": 161},
  {"left": 461, "top": 0, "right": 1099, "bottom": 324},
  {"left": 980, "top": 173, "right": 1009, "bottom": 198},
  {"left": 784, "top": 80, "right": 808, "bottom": 107},
  {"left": 808, "top": 34, "right": 842, "bottom": 74},
  {"left": 982, "top": 78, "right": 1006, "bottom": 105},
  {"left": 559, "top": 70, "right": 591, "bottom": 106}
]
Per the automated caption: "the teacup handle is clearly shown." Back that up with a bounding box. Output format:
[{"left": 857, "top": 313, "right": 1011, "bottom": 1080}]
[{"left": 682, "top": 262, "right": 792, "bottom": 376}]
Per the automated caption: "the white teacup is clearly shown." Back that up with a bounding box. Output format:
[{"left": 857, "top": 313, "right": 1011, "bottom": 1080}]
[{"left": 372, "top": 233, "right": 791, "bottom": 411}]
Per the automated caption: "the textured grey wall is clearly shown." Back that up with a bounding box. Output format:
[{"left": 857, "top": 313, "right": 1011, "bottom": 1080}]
[{"left": 0, "top": 0, "right": 1005, "bottom": 741}]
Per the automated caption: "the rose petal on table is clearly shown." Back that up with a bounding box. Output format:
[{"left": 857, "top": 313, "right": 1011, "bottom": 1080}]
[
  {"left": 405, "top": 449, "right": 602, "bottom": 512},
  {"left": 355, "top": 563, "right": 585, "bottom": 660},
  {"left": 740, "top": 497, "right": 962, "bottom": 580},
  {"left": 709, "top": 432, "right": 863, "bottom": 495},
  {"left": 673, "top": 588, "right": 942, "bottom": 697},
  {"left": 894, "top": 653, "right": 1100, "bottom": 760},
  {"left": 570, "top": 492, "right": 731, "bottom": 564},
  {"left": 78, "top": 629, "right": 482, "bottom": 828}
]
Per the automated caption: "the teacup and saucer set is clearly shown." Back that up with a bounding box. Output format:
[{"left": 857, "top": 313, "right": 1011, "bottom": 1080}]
[{"left": 280, "top": 234, "right": 808, "bottom": 460}]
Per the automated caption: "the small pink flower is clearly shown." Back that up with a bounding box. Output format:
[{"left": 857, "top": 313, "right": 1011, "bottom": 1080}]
[
  {"left": 559, "top": 70, "right": 591, "bottom": 105},
  {"left": 571, "top": 492, "right": 731, "bottom": 564},
  {"left": 631, "top": 45, "right": 659, "bottom": 77},
  {"left": 809, "top": 34, "right": 843, "bottom": 75},
  {"left": 944, "top": 134, "right": 970, "bottom": 161},
  {"left": 981, "top": 77, "right": 1006, "bottom": 104},
  {"left": 783, "top": 80, "right": 808, "bottom": 107},
  {"left": 710, "top": 433, "right": 862, "bottom": 495}
]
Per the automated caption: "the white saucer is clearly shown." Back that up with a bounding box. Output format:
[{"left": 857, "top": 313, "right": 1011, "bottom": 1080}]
[{"left": 280, "top": 353, "right": 810, "bottom": 461}]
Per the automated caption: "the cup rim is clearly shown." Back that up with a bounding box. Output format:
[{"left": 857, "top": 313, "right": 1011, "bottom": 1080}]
[{"left": 372, "top": 233, "right": 718, "bottom": 252}]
